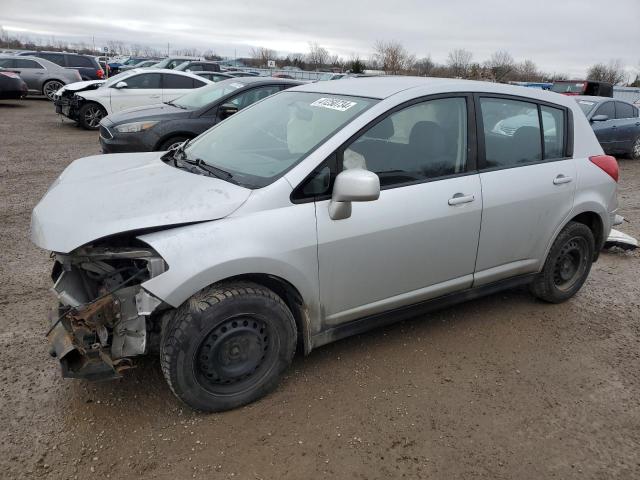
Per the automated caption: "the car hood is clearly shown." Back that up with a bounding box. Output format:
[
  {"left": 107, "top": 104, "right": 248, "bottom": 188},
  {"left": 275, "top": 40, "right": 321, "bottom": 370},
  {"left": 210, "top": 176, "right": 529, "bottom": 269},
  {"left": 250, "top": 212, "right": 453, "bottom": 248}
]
[
  {"left": 57, "top": 79, "right": 105, "bottom": 95},
  {"left": 31, "top": 152, "right": 251, "bottom": 253},
  {"left": 103, "top": 103, "right": 192, "bottom": 125}
]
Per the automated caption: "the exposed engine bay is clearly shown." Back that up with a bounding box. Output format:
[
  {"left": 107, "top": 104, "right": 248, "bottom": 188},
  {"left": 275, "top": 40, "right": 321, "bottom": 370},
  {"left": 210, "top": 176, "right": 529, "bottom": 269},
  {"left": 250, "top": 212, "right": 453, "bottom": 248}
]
[{"left": 47, "top": 242, "right": 168, "bottom": 380}]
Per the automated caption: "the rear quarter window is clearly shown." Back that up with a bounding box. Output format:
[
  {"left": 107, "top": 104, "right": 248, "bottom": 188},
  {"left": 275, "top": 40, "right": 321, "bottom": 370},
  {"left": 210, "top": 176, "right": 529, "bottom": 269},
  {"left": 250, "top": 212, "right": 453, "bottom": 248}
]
[{"left": 67, "top": 56, "right": 95, "bottom": 68}]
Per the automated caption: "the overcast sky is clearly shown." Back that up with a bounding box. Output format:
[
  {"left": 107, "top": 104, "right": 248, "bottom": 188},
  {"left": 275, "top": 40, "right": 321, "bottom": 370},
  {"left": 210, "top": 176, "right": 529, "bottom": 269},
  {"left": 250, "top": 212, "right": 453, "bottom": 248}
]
[{"left": 2, "top": 0, "right": 639, "bottom": 77}]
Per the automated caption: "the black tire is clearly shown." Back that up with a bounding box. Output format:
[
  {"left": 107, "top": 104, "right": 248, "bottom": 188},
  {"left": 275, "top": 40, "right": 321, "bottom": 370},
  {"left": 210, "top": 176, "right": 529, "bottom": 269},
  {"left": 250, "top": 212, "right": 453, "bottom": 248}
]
[
  {"left": 630, "top": 136, "right": 640, "bottom": 160},
  {"left": 77, "top": 102, "right": 107, "bottom": 130},
  {"left": 530, "top": 221, "right": 595, "bottom": 303},
  {"left": 42, "top": 80, "right": 64, "bottom": 101},
  {"left": 158, "top": 136, "right": 190, "bottom": 151},
  {"left": 160, "top": 282, "right": 297, "bottom": 412}
]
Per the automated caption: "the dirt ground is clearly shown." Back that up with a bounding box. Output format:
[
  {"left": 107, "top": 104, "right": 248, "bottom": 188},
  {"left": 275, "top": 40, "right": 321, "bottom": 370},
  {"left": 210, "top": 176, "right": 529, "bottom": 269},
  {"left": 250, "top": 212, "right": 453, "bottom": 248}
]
[{"left": 0, "top": 98, "right": 639, "bottom": 480}]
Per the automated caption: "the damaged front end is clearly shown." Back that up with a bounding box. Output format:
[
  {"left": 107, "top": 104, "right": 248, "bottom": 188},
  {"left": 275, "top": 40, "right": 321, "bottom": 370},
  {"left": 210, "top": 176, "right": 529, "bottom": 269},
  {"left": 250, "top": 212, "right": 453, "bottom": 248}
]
[{"left": 47, "top": 244, "right": 168, "bottom": 381}]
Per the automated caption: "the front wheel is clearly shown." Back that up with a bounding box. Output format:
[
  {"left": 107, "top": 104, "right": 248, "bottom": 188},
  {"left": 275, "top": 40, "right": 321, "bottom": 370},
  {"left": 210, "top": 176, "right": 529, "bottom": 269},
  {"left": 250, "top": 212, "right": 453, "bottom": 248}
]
[
  {"left": 78, "top": 103, "right": 107, "bottom": 130},
  {"left": 158, "top": 136, "right": 190, "bottom": 151},
  {"left": 530, "top": 221, "right": 595, "bottom": 303},
  {"left": 160, "top": 282, "right": 297, "bottom": 412}
]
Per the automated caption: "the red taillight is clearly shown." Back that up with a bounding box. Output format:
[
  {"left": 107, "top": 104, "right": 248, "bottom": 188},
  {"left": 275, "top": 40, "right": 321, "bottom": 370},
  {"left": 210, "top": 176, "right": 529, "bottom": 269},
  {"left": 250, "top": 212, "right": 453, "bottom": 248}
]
[
  {"left": 97, "top": 68, "right": 104, "bottom": 79},
  {"left": 589, "top": 155, "right": 619, "bottom": 182}
]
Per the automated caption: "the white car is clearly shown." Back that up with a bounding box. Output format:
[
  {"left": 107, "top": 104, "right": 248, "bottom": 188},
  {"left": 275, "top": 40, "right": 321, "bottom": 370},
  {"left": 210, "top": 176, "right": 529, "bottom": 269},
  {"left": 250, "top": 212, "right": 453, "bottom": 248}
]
[{"left": 53, "top": 69, "right": 212, "bottom": 130}]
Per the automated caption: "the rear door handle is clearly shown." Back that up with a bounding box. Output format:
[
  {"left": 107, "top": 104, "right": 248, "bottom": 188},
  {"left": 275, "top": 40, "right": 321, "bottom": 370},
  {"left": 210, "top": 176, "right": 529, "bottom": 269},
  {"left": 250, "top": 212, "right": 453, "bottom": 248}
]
[
  {"left": 553, "top": 175, "right": 573, "bottom": 185},
  {"left": 448, "top": 193, "right": 475, "bottom": 206}
]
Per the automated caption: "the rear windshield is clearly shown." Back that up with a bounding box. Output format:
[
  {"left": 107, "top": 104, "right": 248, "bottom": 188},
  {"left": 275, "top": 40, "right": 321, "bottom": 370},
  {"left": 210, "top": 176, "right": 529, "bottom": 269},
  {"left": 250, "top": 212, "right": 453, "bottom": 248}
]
[
  {"left": 551, "top": 82, "right": 585, "bottom": 94},
  {"left": 576, "top": 100, "right": 596, "bottom": 115}
]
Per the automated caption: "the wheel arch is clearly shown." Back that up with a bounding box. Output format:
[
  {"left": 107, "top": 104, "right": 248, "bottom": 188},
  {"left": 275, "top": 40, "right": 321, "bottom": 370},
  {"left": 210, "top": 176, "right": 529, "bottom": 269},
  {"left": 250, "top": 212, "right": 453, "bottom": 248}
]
[
  {"left": 154, "top": 131, "right": 195, "bottom": 151},
  {"left": 218, "top": 273, "right": 312, "bottom": 355}
]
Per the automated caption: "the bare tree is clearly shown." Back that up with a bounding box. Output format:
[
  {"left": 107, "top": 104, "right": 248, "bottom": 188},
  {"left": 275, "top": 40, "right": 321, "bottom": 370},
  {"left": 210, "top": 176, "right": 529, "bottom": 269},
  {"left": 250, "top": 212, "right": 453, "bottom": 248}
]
[
  {"left": 307, "top": 42, "right": 329, "bottom": 70},
  {"left": 447, "top": 48, "right": 473, "bottom": 78},
  {"left": 372, "top": 40, "right": 415, "bottom": 75},
  {"left": 587, "top": 59, "right": 628, "bottom": 85},
  {"left": 517, "top": 59, "right": 541, "bottom": 82},
  {"left": 486, "top": 50, "right": 515, "bottom": 82},
  {"left": 414, "top": 56, "right": 435, "bottom": 76},
  {"left": 249, "top": 46, "right": 276, "bottom": 67}
]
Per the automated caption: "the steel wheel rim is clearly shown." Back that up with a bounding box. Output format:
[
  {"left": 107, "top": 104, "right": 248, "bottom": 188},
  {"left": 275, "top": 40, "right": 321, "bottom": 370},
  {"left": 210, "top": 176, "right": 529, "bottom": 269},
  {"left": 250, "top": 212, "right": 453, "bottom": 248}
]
[
  {"left": 44, "top": 81, "right": 63, "bottom": 100},
  {"left": 84, "top": 106, "right": 104, "bottom": 128},
  {"left": 553, "top": 236, "right": 588, "bottom": 292},
  {"left": 194, "top": 315, "right": 271, "bottom": 394}
]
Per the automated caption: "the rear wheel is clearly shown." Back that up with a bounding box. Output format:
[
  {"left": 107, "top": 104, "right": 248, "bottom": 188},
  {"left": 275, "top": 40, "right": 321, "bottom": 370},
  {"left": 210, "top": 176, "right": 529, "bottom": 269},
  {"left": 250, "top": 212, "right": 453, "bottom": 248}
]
[
  {"left": 630, "top": 136, "right": 640, "bottom": 160},
  {"left": 42, "top": 80, "right": 64, "bottom": 101},
  {"left": 530, "top": 221, "right": 595, "bottom": 303},
  {"left": 78, "top": 103, "right": 106, "bottom": 130},
  {"left": 159, "top": 136, "right": 190, "bottom": 151},
  {"left": 160, "top": 282, "right": 297, "bottom": 412}
]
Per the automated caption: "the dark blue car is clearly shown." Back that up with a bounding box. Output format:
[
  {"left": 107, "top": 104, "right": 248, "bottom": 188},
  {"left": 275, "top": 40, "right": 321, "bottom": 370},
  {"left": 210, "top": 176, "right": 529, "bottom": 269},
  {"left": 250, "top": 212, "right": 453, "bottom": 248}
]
[{"left": 576, "top": 96, "right": 640, "bottom": 159}]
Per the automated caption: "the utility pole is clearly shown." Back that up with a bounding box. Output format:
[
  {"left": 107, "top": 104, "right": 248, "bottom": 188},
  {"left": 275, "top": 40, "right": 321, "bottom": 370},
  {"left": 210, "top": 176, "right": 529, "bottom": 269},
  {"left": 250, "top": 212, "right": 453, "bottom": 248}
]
[{"left": 167, "top": 42, "right": 170, "bottom": 56}]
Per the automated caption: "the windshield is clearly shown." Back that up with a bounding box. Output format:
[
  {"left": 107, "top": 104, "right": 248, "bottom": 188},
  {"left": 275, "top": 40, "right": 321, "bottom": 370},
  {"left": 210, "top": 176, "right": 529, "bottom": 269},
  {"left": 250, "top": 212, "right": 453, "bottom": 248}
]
[
  {"left": 184, "top": 91, "right": 377, "bottom": 188},
  {"left": 101, "top": 71, "right": 131, "bottom": 87},
  {"left": 551, "top": 82, "right": 585, "bottom": 94},
  {"left": 172, "top": 79, "right": 247, "bottom": 109},
  {"left": 576, "top": 100, "right": 597, "bottom": 116}
]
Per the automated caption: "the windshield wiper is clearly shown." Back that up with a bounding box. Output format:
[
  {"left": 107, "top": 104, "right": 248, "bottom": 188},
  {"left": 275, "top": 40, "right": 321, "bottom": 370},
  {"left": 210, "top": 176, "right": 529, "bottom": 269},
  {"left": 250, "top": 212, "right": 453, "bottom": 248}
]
[{"left": 191, "top": 158, "right": 233, "bottom": 180}]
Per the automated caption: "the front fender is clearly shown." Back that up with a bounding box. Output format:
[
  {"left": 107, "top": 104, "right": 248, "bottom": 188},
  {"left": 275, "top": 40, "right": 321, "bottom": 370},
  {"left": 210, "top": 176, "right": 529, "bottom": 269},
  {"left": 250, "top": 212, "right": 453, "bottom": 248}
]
[{"left": 138, "top": 202, "right": 321, "bottom": 331}]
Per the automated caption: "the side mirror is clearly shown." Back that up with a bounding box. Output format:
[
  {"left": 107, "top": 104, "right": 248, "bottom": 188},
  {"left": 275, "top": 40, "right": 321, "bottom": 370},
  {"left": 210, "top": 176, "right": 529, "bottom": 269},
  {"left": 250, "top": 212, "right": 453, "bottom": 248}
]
[
  {"left": 219, "top": 103, "right": 239, "bottom": 119},
  {"left": 591, "top": 114, "right": 608, "bottom": 122},
  {"left": 328, "top": 169, "right": 380, "bottom": 220},
  {"left": 114, "top": 81, "right": 128, "bottom": 89}
]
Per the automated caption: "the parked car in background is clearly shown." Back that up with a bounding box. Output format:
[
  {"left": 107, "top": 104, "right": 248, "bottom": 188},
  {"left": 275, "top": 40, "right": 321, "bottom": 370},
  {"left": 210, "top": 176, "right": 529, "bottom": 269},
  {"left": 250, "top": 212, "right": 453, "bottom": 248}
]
[
  {"left": 119, "top": 60, "right": 159, "bottom": 71},
  {"left": 33, "top": 77, "right": 618, "bottom": 412},
  {"left": 552, "top": 80, "right": 613, "bottom": 97},
  {"left": 54, "top": 69, "right": 211, "bottom": 129},
  {"left": 175, "top": 61, "right": 221, "bottom": 72},
  {"left": 0, "top": 67, "right": 28, "bottom": 99},
  {"left": 99, "top": 77, "right": 302, "bottom": 152},
  {"left": 108, "top": 57, "right": 150, "bottom": 74},
  {"left": 575, "top": 96, "right": 640, "bottom": 159},
  {"left": 17, "top": 51, "right": 104, "bottom": 81},
  {"left": 195, "top": 71, "right": 235, "bottom": 82},
  {"left": 153, "top": 57, "right": 202, "bottom": 70},
  {"left": 0, "top": 56, "right": 81, "bottom": 100},
  {"left": 225, "top": 71, "right": 258, "bottom": 78}
]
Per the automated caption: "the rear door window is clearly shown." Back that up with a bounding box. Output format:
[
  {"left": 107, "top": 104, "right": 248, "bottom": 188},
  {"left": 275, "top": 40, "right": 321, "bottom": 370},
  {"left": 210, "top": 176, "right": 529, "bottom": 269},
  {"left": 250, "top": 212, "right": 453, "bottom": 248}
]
[
  {"left": 67, "top": 56, "right": 94, "bottom": 68},
  {"left": 124, "top": 73, "right": 162, "bottom": 89},
  {"left": 163, "top": 74, "right": 195, "bottom": 89},
  {"left": 0, "top": 59, "right": 16, "bottom": 68},
  {"left": 38, "top": 53, "right": 65, "bottom": 66},
  {"left": 480, "top": 98, "right": 542, "bottom": 168},
  {"left": 615, "top": 102, "right": 635, "bottom": 119}
]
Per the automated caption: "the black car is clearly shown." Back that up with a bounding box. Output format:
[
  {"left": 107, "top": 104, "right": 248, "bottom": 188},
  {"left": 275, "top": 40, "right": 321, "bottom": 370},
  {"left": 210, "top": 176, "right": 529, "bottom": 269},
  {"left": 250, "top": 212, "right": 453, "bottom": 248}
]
[
  {"left": 175, "top": 61, "right": 221, "bottom": 72},
  {"left": 99, "top": 77, "right": 302, "bottom": 153},
  {"left": 0, "top": 67, "right": 28, "bottom": 99},
  {"left": 575, "top": 96, "right": 640, "bottom": 159},
  {"left": 17, "top": 51, "right": 104, "bottom": 80}
]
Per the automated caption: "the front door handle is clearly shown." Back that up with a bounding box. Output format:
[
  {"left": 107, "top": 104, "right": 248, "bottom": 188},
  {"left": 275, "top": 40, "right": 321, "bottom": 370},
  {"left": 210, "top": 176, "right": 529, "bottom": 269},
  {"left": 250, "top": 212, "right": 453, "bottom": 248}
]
[
  {"left": 553, "top": 174, "right": 573, "bottom": 185},
  {"left": 448, "top": 193, "right": 475, "bottom": 206}
]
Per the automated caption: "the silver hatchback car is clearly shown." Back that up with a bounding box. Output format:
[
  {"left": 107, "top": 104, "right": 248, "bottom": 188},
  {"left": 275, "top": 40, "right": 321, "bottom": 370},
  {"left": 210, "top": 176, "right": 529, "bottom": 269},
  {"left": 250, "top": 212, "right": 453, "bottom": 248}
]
[{"left": 31, "top": 77, "right": 618, "bottom": 411}]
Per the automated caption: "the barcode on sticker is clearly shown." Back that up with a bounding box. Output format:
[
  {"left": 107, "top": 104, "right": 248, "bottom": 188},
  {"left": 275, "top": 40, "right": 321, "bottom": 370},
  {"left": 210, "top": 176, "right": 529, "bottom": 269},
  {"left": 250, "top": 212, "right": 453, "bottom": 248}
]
[{"left": 310, "top": 98, "right": 357, "bottom": 111}]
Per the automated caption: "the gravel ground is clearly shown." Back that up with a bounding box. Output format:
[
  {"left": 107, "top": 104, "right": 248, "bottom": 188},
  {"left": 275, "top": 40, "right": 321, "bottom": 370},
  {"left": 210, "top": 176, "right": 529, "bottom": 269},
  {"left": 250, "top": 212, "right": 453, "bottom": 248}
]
[{"left": 1, "top": 98, "right": 639, "bottom": 480}]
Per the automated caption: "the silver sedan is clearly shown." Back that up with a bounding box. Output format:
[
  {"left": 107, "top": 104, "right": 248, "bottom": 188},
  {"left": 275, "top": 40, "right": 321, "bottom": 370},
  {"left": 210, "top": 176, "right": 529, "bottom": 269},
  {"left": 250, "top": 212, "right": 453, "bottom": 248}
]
[{"left": 0, "top": 56, "right": 82, "bottom": 100}]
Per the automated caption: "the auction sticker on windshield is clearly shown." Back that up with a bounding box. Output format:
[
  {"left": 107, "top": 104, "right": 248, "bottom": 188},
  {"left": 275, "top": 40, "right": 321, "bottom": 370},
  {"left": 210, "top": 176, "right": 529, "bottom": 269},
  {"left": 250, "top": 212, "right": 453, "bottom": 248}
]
[
  {"left": 311, "top": 98, "right": 357, "bottom": 112},
  {"left": 229, "top": 82, "right": 244, "bottom": 89}
]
